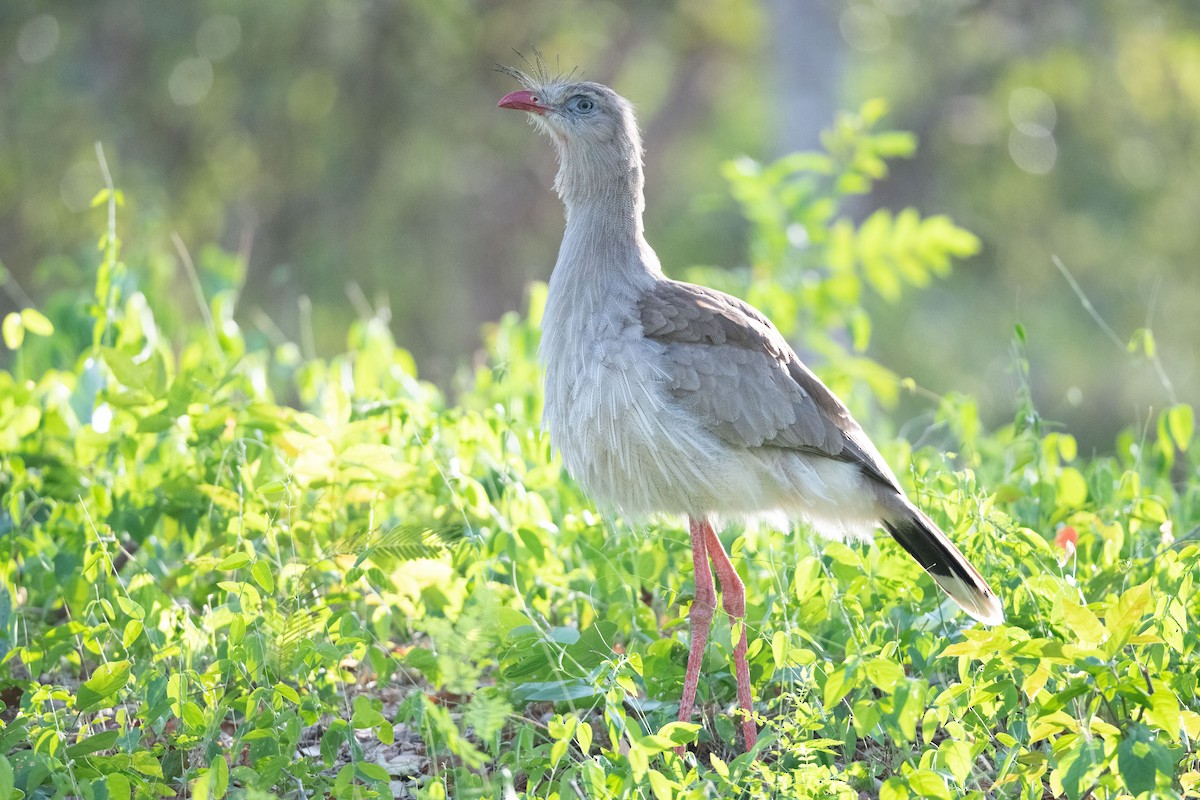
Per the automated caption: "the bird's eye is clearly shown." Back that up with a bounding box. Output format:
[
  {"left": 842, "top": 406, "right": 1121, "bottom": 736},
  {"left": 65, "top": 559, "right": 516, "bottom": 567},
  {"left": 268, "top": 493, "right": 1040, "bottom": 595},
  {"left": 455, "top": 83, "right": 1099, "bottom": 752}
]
[{"left": 569, "top": 95, "right": 596, "bottom": 114}]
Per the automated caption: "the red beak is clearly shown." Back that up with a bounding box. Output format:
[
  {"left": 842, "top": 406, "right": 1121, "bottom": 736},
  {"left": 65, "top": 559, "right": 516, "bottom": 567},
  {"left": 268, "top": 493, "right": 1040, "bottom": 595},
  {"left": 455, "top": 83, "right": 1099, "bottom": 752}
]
[{"left": 498, "top": 90, "right": 550, "bottom": 115}]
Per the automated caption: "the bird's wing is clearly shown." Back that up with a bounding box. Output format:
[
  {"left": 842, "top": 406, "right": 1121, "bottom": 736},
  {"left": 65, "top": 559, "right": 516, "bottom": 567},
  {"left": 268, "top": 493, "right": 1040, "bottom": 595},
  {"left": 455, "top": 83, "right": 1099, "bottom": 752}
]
[{"left": 638, "top": 280, "right": 897, "bottom": 487}]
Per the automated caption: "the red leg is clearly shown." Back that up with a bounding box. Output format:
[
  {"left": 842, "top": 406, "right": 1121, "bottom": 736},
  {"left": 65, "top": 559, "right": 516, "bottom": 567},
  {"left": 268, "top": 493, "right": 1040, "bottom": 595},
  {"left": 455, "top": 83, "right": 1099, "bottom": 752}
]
[
  {"left": 704, "top": 525, "right": 757, "bottom": 751},
  {"left": 678, "top": 516, "right": 716, "bottom": 749}
]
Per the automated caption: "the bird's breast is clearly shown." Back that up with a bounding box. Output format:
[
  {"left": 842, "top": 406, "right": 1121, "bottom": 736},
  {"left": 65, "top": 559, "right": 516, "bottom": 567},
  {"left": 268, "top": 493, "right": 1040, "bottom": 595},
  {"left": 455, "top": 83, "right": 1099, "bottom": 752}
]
[{"left": 538, "top": 316, "right": 739, "bottom": 517}]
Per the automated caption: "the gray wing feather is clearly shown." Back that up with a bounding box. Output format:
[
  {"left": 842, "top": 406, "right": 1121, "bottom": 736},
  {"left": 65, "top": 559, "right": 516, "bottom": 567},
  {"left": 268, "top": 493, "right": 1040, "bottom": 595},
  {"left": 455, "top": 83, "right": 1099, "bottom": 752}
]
[{"left": 638, "top": 280, "right": 896, "bottom": 488}]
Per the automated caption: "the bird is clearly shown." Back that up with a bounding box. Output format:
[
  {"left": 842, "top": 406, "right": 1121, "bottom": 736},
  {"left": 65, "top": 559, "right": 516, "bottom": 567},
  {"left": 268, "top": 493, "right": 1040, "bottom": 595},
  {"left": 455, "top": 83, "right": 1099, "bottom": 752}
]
[{"left": 497, "top": 60, "right": 1003, "bottom": 753}]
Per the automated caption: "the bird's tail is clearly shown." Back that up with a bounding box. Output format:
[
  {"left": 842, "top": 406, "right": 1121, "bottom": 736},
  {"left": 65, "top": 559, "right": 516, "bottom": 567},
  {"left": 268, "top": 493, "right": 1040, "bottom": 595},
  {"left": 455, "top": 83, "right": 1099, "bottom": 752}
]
[{"left": 881, "top": 505, "right": 1004, "bottom": 625}]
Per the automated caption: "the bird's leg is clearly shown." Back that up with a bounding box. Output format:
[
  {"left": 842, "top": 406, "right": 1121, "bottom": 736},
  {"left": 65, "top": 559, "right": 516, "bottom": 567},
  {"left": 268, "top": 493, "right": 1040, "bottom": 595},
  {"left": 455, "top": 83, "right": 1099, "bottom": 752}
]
[
  {"left": 704, "top": 525, "right": 757, "bottom": 752},
  {"left": 678, "top": 516, "right": 717, "bottom": 746}
]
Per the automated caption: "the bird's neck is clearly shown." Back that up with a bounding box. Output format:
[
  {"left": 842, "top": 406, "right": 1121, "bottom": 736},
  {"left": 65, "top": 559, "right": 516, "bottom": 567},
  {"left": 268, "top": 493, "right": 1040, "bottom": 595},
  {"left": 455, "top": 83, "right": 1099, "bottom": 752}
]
[
  {"left": 555, "top": 140, "right": 645, "bottom": 224},
  {"left": 551, "top": 143, "right": 660, "bottom": 291}
]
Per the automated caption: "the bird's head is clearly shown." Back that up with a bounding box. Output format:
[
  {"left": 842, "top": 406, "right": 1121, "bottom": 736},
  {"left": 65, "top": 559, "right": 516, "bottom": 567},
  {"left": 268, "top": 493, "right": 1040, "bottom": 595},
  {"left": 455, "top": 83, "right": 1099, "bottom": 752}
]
[{"left": 497, "top": 59, "right": 643, "bottom": 207}]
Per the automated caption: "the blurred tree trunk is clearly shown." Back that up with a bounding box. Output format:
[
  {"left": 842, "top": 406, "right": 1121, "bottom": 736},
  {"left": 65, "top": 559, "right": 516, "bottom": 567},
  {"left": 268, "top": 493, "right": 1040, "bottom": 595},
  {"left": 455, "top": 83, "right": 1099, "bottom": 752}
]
[{"left": 766, "top": 0, "right": 844, "bottom": 154}]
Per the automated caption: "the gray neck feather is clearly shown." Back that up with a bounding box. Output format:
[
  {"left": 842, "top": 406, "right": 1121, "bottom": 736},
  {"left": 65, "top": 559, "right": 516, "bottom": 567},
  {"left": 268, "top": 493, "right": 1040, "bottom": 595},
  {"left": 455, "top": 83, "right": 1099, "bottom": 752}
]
[{"left": 546, "top": 117, "right": 661, "bottom": 325}]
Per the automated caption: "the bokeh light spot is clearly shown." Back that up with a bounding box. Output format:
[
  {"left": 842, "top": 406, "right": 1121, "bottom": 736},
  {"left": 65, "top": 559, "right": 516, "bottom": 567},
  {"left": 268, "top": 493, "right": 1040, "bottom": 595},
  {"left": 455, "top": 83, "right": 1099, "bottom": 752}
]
[
  {"left": 840, "top": 5, "right": 891, "bottom": 52},
  {"left": 1008, "top": 86, "right": 1057, "bottom": 134},
  {"left": 18, "top": 14, "right": 60, "bottom": 64},
  {"left": 1008, "top": 128, "right": 1057, "bottom": 175},
  {"left": 197, "top": 15, "right": 241, "bottom": 61},
  {"left": 169, "top": 58, "right": 214, "bottom": 106}
]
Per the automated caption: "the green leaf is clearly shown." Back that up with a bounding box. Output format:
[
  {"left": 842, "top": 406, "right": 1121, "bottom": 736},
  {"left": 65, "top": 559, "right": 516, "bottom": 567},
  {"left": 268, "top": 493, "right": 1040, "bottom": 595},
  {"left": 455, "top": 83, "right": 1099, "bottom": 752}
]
[
  {"left": 116, "top": 596, "right": 145, "bottom": 620},
  {"left": 19, "top": 308, "right": 53, "bottom": 336},
  {"left": 351, "top": 695, "right": 386, "bottom": 729},
  {"left": 2, "top": 313, "right": 23, "bottom": 349},
  {"left": 274, "top": 682, "right": 300, "bottom": 704},
  {"left": 66, "top": 730, "right": 120, "bottom": 757},
  {"left": 1145, "top": 679, "right": 1181, "bottom": 737},
  {"left": 107, "top": 773, "right": 130, "bottom": 800},
  {"left": 0, "top": 756, "right": 14, "bottom": 800},
  {"left": 216, "top": 552, "right": 251, "bottom": 571},
  {"left": 357, "top": 762, "right": 390, "bottom": 782},
  {"left": 647, "top": 769, "right": 676, "bottom": 800},
  {"left": 1055, "top": 738, "right": 1104, "bottom": 800},
  {"left": 211, "top": 752, "right": 230, "bottom": 798},
  {"left": 575, "top": 716, "right": 593, "bottom": 755},
  {"left": 1056, "top": 467, "right": 1088, "bottom": 508},
  {"left": 907, "top": 769, "right": 952, "bottom": 800},
  {"left": 1117, "top": 734, "right": 1158, "bottom": 795},
  {"left": 937, "top": 739, "right": 973, "bottom": 786},
  {"left": 1060, "top": 598, "right": 1107, "bottom": 646},
  {"left": 1103, "top": 581, "right": 1150, "bottom": 653},
  {"left": 76, "top": 660, "right": 132, "bottom": 711},
  {"left": 880, "top": 777, "right": 909, "bottom": 800},
  {"left": 251, "top": 560, "right": 275, "bottom": 593},
  {"left": 655, "top": 721, "right": 700, "bottom": 747},
  {"left": 131, "top": 749, "right": 163, "bottom": 778},
  {"left": 1167, "top": 404, "right": 1194, "bottom": 451},
  {"left": 823, "top": 663, "right": 856, "bottom": 707},
  {"left": 863, "top": 657, "right": 905, "bottom": 693},
  {"left": 122, "top": 619, "right": 144, "bottom": 648}
]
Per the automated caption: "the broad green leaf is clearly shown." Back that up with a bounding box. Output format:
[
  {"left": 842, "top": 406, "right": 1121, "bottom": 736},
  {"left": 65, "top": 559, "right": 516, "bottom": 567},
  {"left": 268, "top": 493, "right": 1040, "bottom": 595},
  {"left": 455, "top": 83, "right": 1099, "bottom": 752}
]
[
  {"left": 863, "top": 657, "right": 905, "bottom": 693},
  {"left": 351, "top": 694, "right": 385, "bottom": 729},
  {"left": 217, "top": 552, "right": 251, "bottom": 571},
  {"left": 653, "top": 721, "right": 700, "bottom": 748},
  {"left": 1167, "top": 403, "right": 1194, "bottom": 451},
  {"left": 274, "top": 682, "right": 300, "bottom": 704},
  {"left": 218, "top": 580, "right": 260, "bottom": 608},
  {"left": 123, "top": 619, "right": 143, "bottom": 648},
  {"left": 1055, "top": 739, "right": 1104, "bottom": 800},
  {"left": 107, "top": 773, "right": 130, "bottom": 800},
  {"left": 647, "top": 770, "right": 676, "bottom": 800},
  {"left": 2, "top": 313, "right": 23, "bottom": 349},
  {"left": 211, "top": 753, "right": 230, "bottom": 799},
  {"left": 907, "top": 769, "right": 952, "bottom": 800},
  {"left": 823, "top": 663, "right": 855, "bottom": 707},
  {"left": 1056, "top": 467, "right": 1088, "bottom": 508},
  {"left": 251, "top": 560, "right": 275, "bottom": 593},
  {"left": 131, "top": 750, "right": 163, "bottom": 778},
  {"left": 1117, "top": 734, "right": 1158, "bottom": 795},
  {"left": 357, "top": 762, "right": 390, "bottom": 782},
  {"left": 937, "top": 738, "right": 973, "bottom": 785},
  {"left": 116, "top": 596, "right": 144, "bottom": 620},
  {"left": 1022, "top": 663, "right": 1050, "bottom": 702},
  {"left": 181, "top": 700, "right": 205, "bottom": 730},
  {"left": 19, "top": 308, "right": 53, "bottom": 336},
  {"left": 76, "top": 660, "right": 132, "bottom": 711},
  {"left": 191, "top": 769, "right": 212, "bottom": 800},
  {"left": 1103, "top": 581, "right": 1151, "bottom": 653},
  {"left": 575, "top": 716, "right": 593, "bottom": 755},
  {"left": 66, "top": 730, "right": 119, "bottom": 757},
  {"left": 518, "top": 680, "right": 600, "bottom": 702},
  {"left": 1060, "top": 597, "right": 1106, "bottom": 646},
  {"left": 880, "top": 777, "right": 909, "bottom": 800},
  {"left": 1145, "top": 679, "right": 1181, "bottom": 738}
]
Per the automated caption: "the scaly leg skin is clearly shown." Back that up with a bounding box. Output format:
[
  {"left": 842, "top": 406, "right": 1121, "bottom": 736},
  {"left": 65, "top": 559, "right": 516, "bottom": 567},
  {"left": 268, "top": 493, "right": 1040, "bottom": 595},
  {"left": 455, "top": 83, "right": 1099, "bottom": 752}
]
[
  {"left": 677, "top": 516, "right": 716, "bottom": 755},
  {"left": 704, "top": 523, "right": 757, "bottom": 751}
]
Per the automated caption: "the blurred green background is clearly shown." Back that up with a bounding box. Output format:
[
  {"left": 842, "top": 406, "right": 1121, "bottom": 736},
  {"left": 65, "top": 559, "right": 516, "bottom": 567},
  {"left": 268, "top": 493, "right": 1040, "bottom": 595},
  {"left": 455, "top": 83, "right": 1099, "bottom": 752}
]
[{"left": 1, "top": 0, "right": 1196, "bottom": 451}]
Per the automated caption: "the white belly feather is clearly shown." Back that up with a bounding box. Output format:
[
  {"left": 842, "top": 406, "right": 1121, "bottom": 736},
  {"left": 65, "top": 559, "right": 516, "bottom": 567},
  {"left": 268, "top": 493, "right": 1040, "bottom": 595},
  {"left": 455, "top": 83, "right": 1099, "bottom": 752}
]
[{"left": 540, "top": 316, "right": 879, "bottom": 540}]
